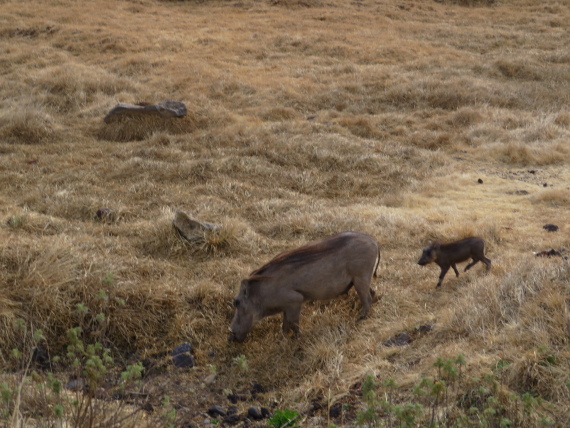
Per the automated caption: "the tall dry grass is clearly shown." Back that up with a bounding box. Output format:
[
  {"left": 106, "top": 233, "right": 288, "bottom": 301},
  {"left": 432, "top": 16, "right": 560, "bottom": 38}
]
[{"left": 1, "top": 0, "right": 569, "bottom": 426}]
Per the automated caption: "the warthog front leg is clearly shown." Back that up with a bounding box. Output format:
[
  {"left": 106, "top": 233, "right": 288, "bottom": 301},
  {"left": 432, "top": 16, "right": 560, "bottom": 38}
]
[{"left": 281, "top": 291, "right": 303, "bottom": 337}]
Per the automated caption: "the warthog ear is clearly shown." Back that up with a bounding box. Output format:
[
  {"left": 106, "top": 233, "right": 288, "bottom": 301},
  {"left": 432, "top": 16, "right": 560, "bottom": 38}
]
[{"left": 432, "top": 242, "right": 441, "bottom": 251}]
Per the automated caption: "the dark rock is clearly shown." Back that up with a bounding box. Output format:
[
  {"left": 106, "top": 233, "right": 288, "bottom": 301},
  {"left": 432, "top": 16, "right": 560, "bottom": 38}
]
[
  {"left": 543, "top": 224, "right": 559, "bottom": 232},
  {"left": 416, "top": 324, "right": 433, "bottom": 333},
  {"left": 528, "top": 170, "right": 536, "bottom": 174},
  {"left": 329, "top": 403, "right": 342, "bottom": 418},
  {"left": 247, "top": 407, "right": 263, "bottom": 420},
  {"left": 383, "top": 332, "right": 411, "bottom": 347},
  {"left": 250, "top": 383, "right": 264, "bottom": 396},
  {"left": 261, "top": 407, "right": 271, "bottom": 419},
  {"left": 172, "top": 354, "right": 194, "bottom": 368},
  {"left": 536, "top": 249, "right": 563, "bottom": 258},
  {"left": 223, "top": 414, "right": 242, "bottom": 425},
  {"left": 32, "top": 346, "right": 50, "bottom": 369},
  {"left": 207, "top": 405, "right": 226, "bottom": 417},
  {"left": 543, "top": 183, "right": 548, "bottom": 187},
  {"left": 65, "top": 379, "right": 87, "bottom": 391},
  {"left": 172, "top": 343, "right": 192, "bottom": 355},
  {"left": 141, "top": 402, "right": 154, "bottom": 412},
  {"left": 477, "top": 178, "right": 483, "bottom": 184},
  {"left": 95, "top": 208, "right": 113, "bottom": 222},
  {"left": 227, "top": 393, "right": 246, "bottom": 404},
  {"left": 171, "top": 343, "right": 195, "bottom": 368}
]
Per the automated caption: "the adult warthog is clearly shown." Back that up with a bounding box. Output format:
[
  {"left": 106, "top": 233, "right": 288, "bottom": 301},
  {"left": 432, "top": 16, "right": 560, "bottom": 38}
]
[
  {"left": 228, "top": 231, "right": 380, "bottom": 342},
  {"left": 417, "top": 236, "right": 491, "bottom": 288}
]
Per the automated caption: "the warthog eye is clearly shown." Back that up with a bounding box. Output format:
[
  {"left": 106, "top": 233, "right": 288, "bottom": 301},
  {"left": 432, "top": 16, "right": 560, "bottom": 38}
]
[{"left": 233, "top": 299, "right": 240, "bottom": 307}]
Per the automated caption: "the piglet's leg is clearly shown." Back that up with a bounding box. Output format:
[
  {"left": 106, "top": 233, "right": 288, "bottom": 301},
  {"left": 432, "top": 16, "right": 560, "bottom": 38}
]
[
  {"left": 464, "top": 259, "right": 479, "bottom": 272},
  {"left": 437, "top": 265, "right": 450, "bottom": 288},
  {"left": 451, "top": 263, "right": 460, "bottom": 277}
]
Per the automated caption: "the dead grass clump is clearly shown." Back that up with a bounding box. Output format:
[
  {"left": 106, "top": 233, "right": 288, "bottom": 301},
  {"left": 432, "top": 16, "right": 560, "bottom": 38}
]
[
  {"left": 530, "top": 189, "right": 570, "bottom": 207},
  {"left": 194, "top": 219, "right": 252, "bottom": 257},
  {"left": 97, "top": 114, "right": 198, "bottom": 142},
  {"left": 553, "top": 110, "right": 570, "bottom": 127},
  {"left": 495, "top": 142, "right": 536, "bottom": 165},
  {"left": 270, "top": 0, "right": 325, "bottom": 8},
  {"left": 6, "top": 211, "right": 66, "bottom": 236},
  {"left": 411, "top": 130, "right": 455, "bottom": 150},
  {"left": 490, "top": 141, "right": 568, "bottom": 166},
  {"left": 448, "top": 258, "right": 568, "bottom": 344},
  {"left": 437, "top": 0, "right": 496, "bottom": 6},
  {"left": 261, "top": 208, "right": 369, "bottom": 241},
  {"left": 504, "top": 349, "right": 570, "bottom": 401},
  {"left": 142, "top": 210, "right": 252, "bottom": 259},
  {"left": 336, "top": 116, "right": 382, "bottom": 139},
  {"left": 258, "top": 107, "right": 299, "bottom": 122},
  {"left": 495, "top": 59, "right": 543, "bottom": 81},
  {"left": 27, "top": 64, "right": 136, "bottom": 114},
  {"left": 0, "top": 107, "right": 58, "bottom": 144},
  {"left": 447, "top": 107, "right": 484, "bottom": 128},
  {"left": 0, "top": 240, "right": 85, "bottom": 354}
]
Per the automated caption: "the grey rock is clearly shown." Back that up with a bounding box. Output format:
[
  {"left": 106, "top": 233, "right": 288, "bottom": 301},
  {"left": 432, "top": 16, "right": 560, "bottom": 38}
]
[
  {"left": 172, "top": 211, "right": 220, "bottom": 243},
  {"left": 207, "top": 405, "right": 226, "bottom": 417},
  {"left": 104, "top": 100, "right": 187, "bottom": 123}
]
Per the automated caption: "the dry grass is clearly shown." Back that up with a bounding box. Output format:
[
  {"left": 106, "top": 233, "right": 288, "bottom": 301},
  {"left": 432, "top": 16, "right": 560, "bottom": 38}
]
[{"left": 1, "top": 0, "right": 569, "bottom": 426}]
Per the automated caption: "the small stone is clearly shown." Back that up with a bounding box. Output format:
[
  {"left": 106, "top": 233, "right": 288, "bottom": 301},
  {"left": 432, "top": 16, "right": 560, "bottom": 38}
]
[
  {"left": 95, "top": 208, "right": 113, "bottom": 222},
  {"left": 383, "top": 332, "right": 411, "bottom": 347},
  {"left": 208, "top": 405, "right": 227, "bottom": 417},
  {"left": 171, "top": 342, "right": 195, "bottom": 368},
  {"left": 543, "top": 224, "right": 559, "bottom": 232},
  {"left": 261, "top": 407, "right": 271, "bottom": 419},
  {"left": 65, "top": 379, "right": 86, "bottom": 391},
  {"left": 223, "top": 414, "right": 241, "bottom": 425},
  {"left": 329, "top": 403, "right": 342, "bottom": 418},
  {"left": 477, "top": 178, "right": 483, "bottom": 184},
  {"left": 32, "top": 346, "right": 50, "bottom": 369},
  {"left": 528, "top": 170, "right": 536, "bottom": 174},
  {"left": 250, "top": 383, "right": 264, "bottom": 396},
  {"left": 416, "top": 324, "right": 433, "bottom": 333},
  {"left": 172, "top": 342, "right": 192, "bottom": 355},
  {"left": 204, "top": 374, "right": 216, "bottom": 385},
  {"left": 247, "top": 407, "right": 263, "bottom": 420}
]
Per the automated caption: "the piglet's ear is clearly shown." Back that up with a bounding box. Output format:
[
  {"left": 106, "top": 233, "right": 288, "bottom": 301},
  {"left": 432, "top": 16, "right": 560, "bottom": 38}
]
[
  {"left": 240, "top": 279, "right": 249, "bottom": 299},
  {"left": 433, "top": 242, "right": 441, "bottom": 250}
]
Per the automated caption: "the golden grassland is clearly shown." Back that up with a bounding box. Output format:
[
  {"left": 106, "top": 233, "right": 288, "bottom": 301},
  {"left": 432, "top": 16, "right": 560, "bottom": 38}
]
[{"left": 0, "top": 0, "right": 569, "bottom": 426}]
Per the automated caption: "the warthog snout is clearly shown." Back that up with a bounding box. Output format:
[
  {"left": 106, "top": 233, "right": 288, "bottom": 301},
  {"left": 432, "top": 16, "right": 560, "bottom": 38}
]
[{"left": 227, "top": 331, "right": 246, "bottom": 343}]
